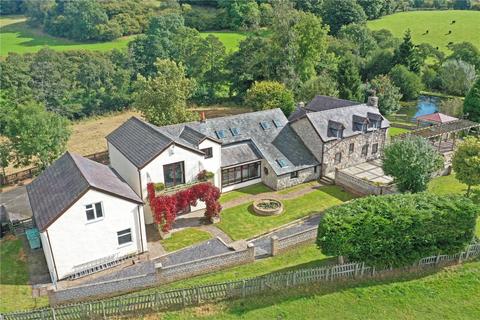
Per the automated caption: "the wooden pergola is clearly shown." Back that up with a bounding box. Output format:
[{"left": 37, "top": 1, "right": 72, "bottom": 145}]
[{"left": 395, "top": 119, "right": 480, "bottom": 153}]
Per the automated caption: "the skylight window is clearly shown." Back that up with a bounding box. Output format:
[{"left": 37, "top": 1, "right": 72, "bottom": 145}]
[
  {"left": 230, "top": 127, "right": 241, "bottom": 136},
  {"left": 260, "top": 121, "right": 271, "bottom": 130},
  {"left": 277, "top": 159, "right": 288, "bottom": 168},
  {"left": 215, "top": 130, "right": 226, "bottom": 139},
  {"left": 273, "top": 119, "right": 283, "bottom": 128}
]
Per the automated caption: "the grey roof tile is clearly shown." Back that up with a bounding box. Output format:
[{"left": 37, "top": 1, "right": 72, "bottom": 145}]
[
  {"left": 27, "top": 152, "right": 142, "bottom": 231},
  {"left": 221, "top": 141, "right": 262, "bottom": 167}
]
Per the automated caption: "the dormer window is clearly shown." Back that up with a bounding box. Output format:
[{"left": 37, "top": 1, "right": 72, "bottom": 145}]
[
  {"left": 327, "top": 121, "right": 344, "bottom": 138},
  {"left": 367, "top": 112, "right": 382, "bottom": 129},
  {"left": 353, "top": 115, "right": 368, "bottom": 132}
]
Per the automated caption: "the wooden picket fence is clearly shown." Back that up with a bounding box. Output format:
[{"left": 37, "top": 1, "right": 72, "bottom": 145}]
[
  {"left": 2, "top": 243, "right": 479, "bottom": 320},
  {"left": 0, "top": 151, "right": 109, "bottom": 186}
]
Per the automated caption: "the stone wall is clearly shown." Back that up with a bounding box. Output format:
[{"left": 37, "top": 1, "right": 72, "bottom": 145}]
[
  {"left": 271, "top": 227, "right": 317, "bottom": 256},
  {"left": 156, "top": 243, "right": 255, "bottom": 283},
  {"left": 261, "top": 162, "right": 319, "bottom": 190},
  {"left": 323, "top": 129, "right": 387, "bottom": 175},
  {"left": 335, "top": 169, "right": 396, "bottom": 196}
]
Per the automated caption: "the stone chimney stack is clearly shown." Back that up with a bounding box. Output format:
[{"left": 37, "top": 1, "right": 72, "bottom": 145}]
[
  {"left": 200, "top": 111, "right": 206, "bottom": 122},
  {"left": 367, "top": 90, "right": 378, "bottom": 108}
]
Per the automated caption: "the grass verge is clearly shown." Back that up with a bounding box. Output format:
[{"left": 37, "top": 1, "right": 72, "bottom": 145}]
[
  {"left": 0, "top": 236, "right": 49, "bottom": 313},
  {"left": 217, "top": 186, "right": 355, "bottom": 240},
  {"left": 160, "top": 228, "right": 212, "bottom": 253},
  {"left": 219, "top": 183, "right": 272, "bottom": 204},
  {"left": 388, "top": 127, "right": 410, "bottom": 138}
]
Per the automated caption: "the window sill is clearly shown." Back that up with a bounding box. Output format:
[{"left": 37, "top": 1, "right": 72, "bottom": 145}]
[
  {"left": 85, "top": 217, "right": 104, "bottom": 225},
  {"left": 118, "top": 242, "right": 133, "bottom": 249}
]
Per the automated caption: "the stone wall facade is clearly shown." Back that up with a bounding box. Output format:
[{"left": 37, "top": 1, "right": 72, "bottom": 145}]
[
  {"left": 261, "top": 160, "right": 319, "bottom": 190},
  {"left": 322, "top": 129, "right": 387, "bottom": 175}
]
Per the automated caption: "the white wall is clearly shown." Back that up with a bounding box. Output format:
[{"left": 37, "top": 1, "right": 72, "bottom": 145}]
[
  {"left": 44, "top": 189, "right": 146, "bottom": 280},
  {"left": 108, "top": 142, "right": 141, "bottom": 196},
  {"left": 198, "top": 139, "right": 222, "bottom": 188}
]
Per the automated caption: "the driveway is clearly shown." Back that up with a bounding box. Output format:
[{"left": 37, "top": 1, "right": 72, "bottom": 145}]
[{"left": 0, "top": 186, "right": 33, "bottom": 220}]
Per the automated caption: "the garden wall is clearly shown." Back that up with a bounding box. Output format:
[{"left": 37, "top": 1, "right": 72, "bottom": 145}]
[
  {"left": 271, "top": 227, "right": 317, "bottom": 256},
  {"left": 334, "top": 170, "right": 396, "bottom": 196}
]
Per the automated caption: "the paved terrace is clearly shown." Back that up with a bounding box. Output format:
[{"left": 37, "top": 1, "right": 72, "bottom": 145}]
[{"left": 339, "top": 159, "right": 393, "bottom": 185}]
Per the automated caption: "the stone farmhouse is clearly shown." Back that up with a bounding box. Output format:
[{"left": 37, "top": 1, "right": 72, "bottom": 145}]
[{"left": 26, "top": 95, "right": 389, "bottom": 282}]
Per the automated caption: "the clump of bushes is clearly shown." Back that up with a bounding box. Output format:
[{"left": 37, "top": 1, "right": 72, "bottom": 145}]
[
  {"left": 317, "top": 193, "right": 478, "bottom": 268},
  {"left": 197, "top": 170, "right": 214, "bottom": 182},
  {"left": 154, "top": 182, "right": 165, "bottom": 192}
]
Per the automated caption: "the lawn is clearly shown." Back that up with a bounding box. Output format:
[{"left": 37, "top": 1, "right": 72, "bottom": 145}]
[
  {"left": 219, "top": 183, "right": 272, "bottom": 204},
  {"left": 217, "top": 186, "right": 356, "bottom": 240},
  {"left": 277, "top": 181, "right": 319, "bottom": 195},
  {"left": 160, "top": 228, "right": 212, "bottom": 252},
  {"left": 155, "top": 260, "right": 480, "bottom": 320},
  {"left": 388, "top": 127, "right": 410, "bottom": 138},
  {"left": 0, "top": 237, "right": 48, "bottom": 313},
  {"left": 0, "top": 15, "right": 247, "bottom": 56},
  {"left": 0, "top": 16, "right": 135, "bottom": 56},
  {"left": 367, "top": 10, "right": 480, "bottom": 52}
]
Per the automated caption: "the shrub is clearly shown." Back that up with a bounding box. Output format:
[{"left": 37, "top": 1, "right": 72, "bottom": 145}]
[
  {"left": 438, "top": 59, "right": 477, "bottom": 96},
  {"left": 464, "top": 78, "right": 480, "bottom": 122},
  {"left": 154, "top": 182, "right": 165, "bottom": 192},
  {"left": 197, "top": 170, "right": 214, "bottom": 182},
  {"left": 369, "top": 75, "right": 402, "bottom": 115},
  {"left": 317, "top": 193, "right": 478, "bottom": 268},
  {"left": 452, "top": 137, "right": 480, "bottom": 197},
  {"left": 389, "top": 64, "right": 423, "bottom": 101}
]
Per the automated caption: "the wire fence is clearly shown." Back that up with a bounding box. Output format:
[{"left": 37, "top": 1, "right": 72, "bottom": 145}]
[{"left": 2, "top": 243, "right": 479, "bottom": 320}]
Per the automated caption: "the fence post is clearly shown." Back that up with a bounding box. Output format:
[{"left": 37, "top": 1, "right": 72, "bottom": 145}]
[
  {"left": 435, "top": 253, "right": 441, "bottom": 265},
  {"left": 270, "top": 236, "right": 278, "bottom": 256},
  {"left": 195, "top": 287, "right": 200, "bottom": 305},
  {"left": 293, "top": 272, "right": 297, "bottom": 286},
  {"left": 241, "top": 279, "right": 246, "bottom": 298},
  {"left": 465, "top": 246, "right": 471, "bottom": 260},
  {"left": 51, "top": 308, "right": 56, "bottom": 320},
  {"left": 182, "top": 289, "right": 186, "bottom": 307},
  {"left": 102, "top": 301, "right": 106, "bottom": 319},
  {"left": 372, "top": 267, "right": 376, "bottom": 276}
]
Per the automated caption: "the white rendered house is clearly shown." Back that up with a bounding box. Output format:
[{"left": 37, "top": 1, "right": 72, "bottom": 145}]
[{"left": 26, "top": 153, "right": 147, "bottom": 282}]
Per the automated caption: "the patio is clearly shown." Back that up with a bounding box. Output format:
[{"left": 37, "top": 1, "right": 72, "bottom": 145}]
[{"left": 339, "top": 159, "right": 393, "bottom": 185}]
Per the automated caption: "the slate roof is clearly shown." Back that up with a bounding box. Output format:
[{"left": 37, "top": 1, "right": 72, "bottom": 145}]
[
  {"left": 294, "top": 104, "right": 390, "bottom": 142},
  {"left": 221, "top": 141, "right": 262, "bottom": 167},
  {"left": 27, "top": 152, "right": 142, "bottom": 231},
  {"left": 289, "top": 95, "right": 362, "bottom": 121},
  {"left": 108, "top": 109, "right": 318, "bottom": 175}
]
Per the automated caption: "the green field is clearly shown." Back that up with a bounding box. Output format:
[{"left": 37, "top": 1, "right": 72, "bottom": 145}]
[
  {"left": 367, "top": 10, "right": 480, "bottom": 52},
  {"left": 0, "top": 15, "right": 246, "bottom": 56}
]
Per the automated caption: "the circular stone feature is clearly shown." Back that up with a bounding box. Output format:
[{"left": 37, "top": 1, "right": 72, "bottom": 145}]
[{"left": 252, "top": 199, "right": 283, "bottom": 216}]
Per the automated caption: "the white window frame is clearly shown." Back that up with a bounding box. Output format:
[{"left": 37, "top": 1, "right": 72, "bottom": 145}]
[
  {"left": 85, "top": 202, "right": 104, "bottom": 223},
  {"left": 117, "top": 228, "right": 133, "bottom": 247}
]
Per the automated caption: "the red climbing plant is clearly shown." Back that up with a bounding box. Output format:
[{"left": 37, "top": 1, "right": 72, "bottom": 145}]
[{"left": 146, "top": 182, "right": 222, "bottom": 233}]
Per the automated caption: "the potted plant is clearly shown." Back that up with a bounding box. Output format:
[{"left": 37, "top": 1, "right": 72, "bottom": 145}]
[{"left": 197, "top": 170, "right": 214, "bottom": 182}]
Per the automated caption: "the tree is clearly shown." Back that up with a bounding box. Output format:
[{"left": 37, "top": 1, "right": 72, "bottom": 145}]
[
  {"left": 452, "top": 137, "right": 480, "bottom": 197},
  {"left": 337, "top": 55, "right": 364, "bottom": 102},
  {"left": 245, "top": 81, "right": 295, "bottom": 116},
  {"left": 294, "top": 0, "right": 323, "bottom": 16},
  {"left": 448, "top": 42, "right": 480, "bottom": 70},
  {"left": 453, "top": 0, "right": 471, "bottom": 9},
  {"left": 133, "top": 59, "right": 196, "bottom": 126},
  {"left": 357, "top": 0, "right": 385, "bottom": 19},
  {"left": 394, "top": 29, "right": 421, "bottom": 73},
  {"left": 297, "top": 73, "right": 339, "bottom": 102},
  {"left": 382, "top": 136, "right": 444, "bottom": 193},
  {"left": 439, "top": 97, "right": 464, "bottom": 117},
  {"left": 464, "top": 78, "right": 480, "bottom": 122},
  {"left": 338, "top": 24, "right": 378, "bottom": 58},
  {"left": 438, "top": 59, "right": 476, "bottom": 96},
  {"left": 2, "top": 100, "right": 71, "bottom": 170},
  {"left": 218, "top": 0, "right": 260, "bottom": 30},
  {"left": 388, "top": 64, "right": 423, "bottom": 100},
  {"left": 321, "top": 0, "right": 367, "bottom": 35},
  {"left": 317, "top": 193, "right": 478, "bottom": 268},
  {"left": 363, "top": 49, "right": 395, "bottom": 80},
  {"left": 369, "top": 75, "right": 402, "bottom": 115},
  {"left": 371, "top": 29, "right": 400, "bottom": 49}
]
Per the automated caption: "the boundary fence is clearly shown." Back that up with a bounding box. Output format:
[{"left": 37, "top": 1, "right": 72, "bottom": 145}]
[
  {"left": 2, "top": 243, "right": 479, "bottom": 320},
  {"left": 0, "top": 151, "right": 109, "bottom": 186}
]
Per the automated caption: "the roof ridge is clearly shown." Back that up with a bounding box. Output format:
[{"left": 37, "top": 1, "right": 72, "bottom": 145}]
[{"left": 65, "top": 152, "right": 91, "bottom": 188}]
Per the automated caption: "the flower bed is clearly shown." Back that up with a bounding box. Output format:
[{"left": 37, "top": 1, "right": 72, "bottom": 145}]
[{"left": 252, "top": 199, "right": 283, "bottom": 216}]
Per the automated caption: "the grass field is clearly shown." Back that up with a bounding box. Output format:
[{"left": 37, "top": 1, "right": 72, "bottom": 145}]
[
  {"left": 0, "top": 15, "right": 247, "bottom": 56},
  {"left": 150, "top": 260, "right": 480, "bottom": 320},
  {"left": 217, "top": 186, "right": 355, "bottom": 240},
  {"left": 367, "top": 10, "right": 480, "bottom": 52},
  {"left": 219, "top": 183, "right": 272, "bottom": 204}
]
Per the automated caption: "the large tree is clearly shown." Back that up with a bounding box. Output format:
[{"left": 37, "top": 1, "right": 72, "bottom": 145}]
[
  {"left": 357, "top": 0, "right": 385, "bottom": 19},
  {"left": 133, "top": 59, "right": 196, "bottom": 126},
  {"left": 297, "top": 73, "right": 339, "bottom": 102},
  {"left": 388, "top": 64, "right": 423, "bottom": 101},
  {"left": 394, "top": 29, "right": 421, "bottom": 73},
  {"left": 452, "top": 137, "right": 480, "bottom": 197},
  {"left": 338, "top": 24, "right": 378, "bottom": 58},
  {"left": 337, "top": 55, "right": 364, "bottom": 102},
  {"left": 464, "top": 78, "right": 480, "bottom": 122},
  {"left": 382, "top": 136, "right": 444, "bottom": 193},
  {"left": 438, "top": 59, "right": 477, "bottom": 96},
  {"left": 2, "top": 98, "right": 71, "bottom": 170},
  {"left": 245, "top": 81, "right": 295, "bottom": 116},
  {"left": 218, "top": 0, "right": 260, "bottom": 30},
  {"left": 447, "top": 42, "right": 480, "bottom": 70},
  {"left": 321, "top": 0, "right": 367, "bottom": 35},
  {"left": 317, "top": 193, "right": 478, "bottom": 268},
  {"left": 369, "top": 75, "right": 402, "bottom": 115}
]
